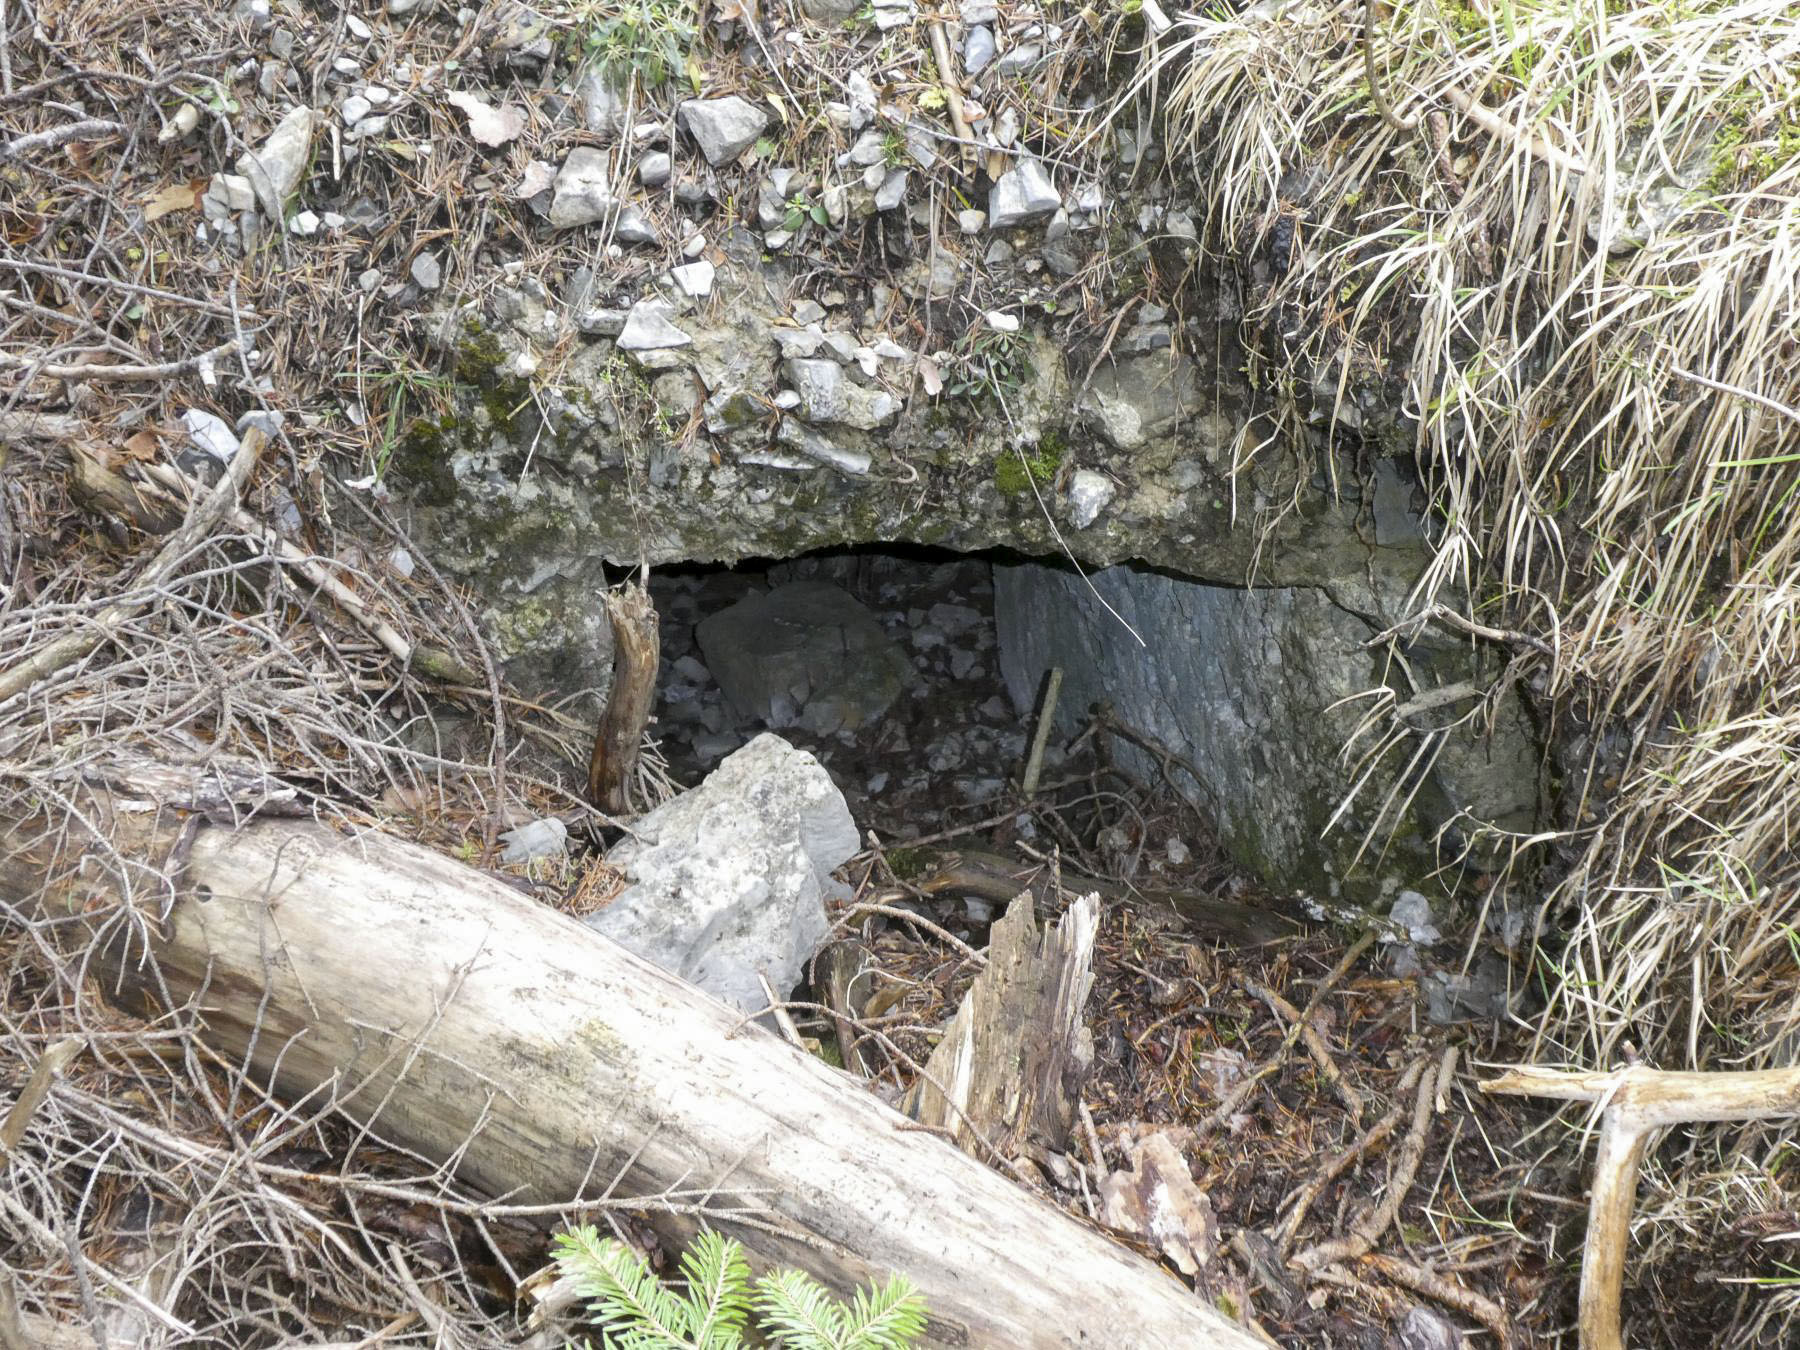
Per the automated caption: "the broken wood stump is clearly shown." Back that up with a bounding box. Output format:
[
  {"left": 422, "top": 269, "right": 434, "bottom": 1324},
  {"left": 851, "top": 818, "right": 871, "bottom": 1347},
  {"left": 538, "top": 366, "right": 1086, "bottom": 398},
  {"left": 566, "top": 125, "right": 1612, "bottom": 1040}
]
[
  {"left": 588, "top": 582, "right": 659, "bottom": 814},
  {"left": 905, "top": 892, "right": 1099, "bottom": 1157}
]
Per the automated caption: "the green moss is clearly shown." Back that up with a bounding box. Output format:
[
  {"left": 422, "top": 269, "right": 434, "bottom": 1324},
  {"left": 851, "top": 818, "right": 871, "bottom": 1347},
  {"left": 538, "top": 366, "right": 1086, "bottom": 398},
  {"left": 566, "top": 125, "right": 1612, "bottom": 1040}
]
[
  {"left": 883, "top": 846, "right": 928, "bottom": 880},
  {"left": 390, "top": 415, "right": 460, "bottom": 508},
  {"left": 993, "top": 435, "right": 1065, "bottom": 497}
]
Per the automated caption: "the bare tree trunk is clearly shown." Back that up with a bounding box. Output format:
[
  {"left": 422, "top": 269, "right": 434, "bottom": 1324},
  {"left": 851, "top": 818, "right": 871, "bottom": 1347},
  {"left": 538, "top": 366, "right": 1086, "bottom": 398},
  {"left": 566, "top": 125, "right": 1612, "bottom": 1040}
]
[{"left": 0, "top": 788, "right": 1261, "bottom": 1350}]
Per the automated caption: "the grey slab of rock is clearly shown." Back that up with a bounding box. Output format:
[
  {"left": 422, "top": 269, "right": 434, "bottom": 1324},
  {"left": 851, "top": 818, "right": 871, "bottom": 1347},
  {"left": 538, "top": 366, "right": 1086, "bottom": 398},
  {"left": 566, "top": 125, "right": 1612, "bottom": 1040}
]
[
  {"left": 698, "top": 582, "right": 915, "bottom": 738},
  {"left": 994, "top": 41, "right": 1045, "bottom": 75},
  {"left": 964, "top": 24, "right": 996, "bottom": 75},
  {"left": 777, "top": 418, "right": 871, "bottom": 475},
  {"left": 577, "top": 67, "right": 628, "bottom": 134},
  {"left": 671, "top": 260, "right": 715, "bottom": 297},
  {"left": 679, "top": 96, "right": 769, "bottom": 166},
  {"left": 784, "top": 357, "right": 846, "bottom": 423},
  {"left": 586, "top": 733, "right": 857, "bottom": 1012},
  {"left": 615, "top": 205, "right": 658, "bottom": 243},
  {"left": 875, "top": 168, "right": 909, "bottom": 212},
  {"left": 847, "top": 129, "right": 889, "bottom": 167},
  {"left": 549, "top": 146, "right": 618, "bottom": 228},
  {"left": 235, "top": 105, "right": 314, "bottom": 218},
  {"left": 617, "top": 299, "right": 691, "bottom": 351},
  {"left": 575, "top": 307, "right": 629, "bottom": 336},
  {"left": 410, "top": 250, "right": 442, "bottom": 290},
  {"left": 988, "top": 159, "right": 1059, "bottom": 229}
]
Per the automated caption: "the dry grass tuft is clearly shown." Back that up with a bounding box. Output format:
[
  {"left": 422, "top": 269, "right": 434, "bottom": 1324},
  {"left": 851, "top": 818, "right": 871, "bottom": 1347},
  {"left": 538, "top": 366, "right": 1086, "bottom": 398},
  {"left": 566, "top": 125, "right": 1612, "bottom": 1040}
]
[{"left": 1110, "top": 0, "right": 1800, "bottom": 1334}]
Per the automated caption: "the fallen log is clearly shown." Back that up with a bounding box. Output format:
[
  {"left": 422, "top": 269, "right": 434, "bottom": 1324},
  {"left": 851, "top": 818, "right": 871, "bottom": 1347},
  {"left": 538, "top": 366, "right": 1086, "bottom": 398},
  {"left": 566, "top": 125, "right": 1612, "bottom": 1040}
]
[{"left": 0, "top": 784, "right": 1261, "bottom": 1350}]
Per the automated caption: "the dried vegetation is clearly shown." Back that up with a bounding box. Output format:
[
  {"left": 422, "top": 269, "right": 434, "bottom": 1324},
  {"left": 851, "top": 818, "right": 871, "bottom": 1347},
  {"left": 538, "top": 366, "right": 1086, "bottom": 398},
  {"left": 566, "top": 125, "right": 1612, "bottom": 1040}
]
[{"left": 1107, "top": 0, "right": 1800, "bottom": 1339}]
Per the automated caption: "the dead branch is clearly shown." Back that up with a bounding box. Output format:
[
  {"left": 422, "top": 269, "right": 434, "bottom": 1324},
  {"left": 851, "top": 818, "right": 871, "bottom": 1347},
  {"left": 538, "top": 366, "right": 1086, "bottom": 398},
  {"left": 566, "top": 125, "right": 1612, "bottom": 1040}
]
[{"left": 1480, "top": 1063, "right": 1800, "bottom": 1350}]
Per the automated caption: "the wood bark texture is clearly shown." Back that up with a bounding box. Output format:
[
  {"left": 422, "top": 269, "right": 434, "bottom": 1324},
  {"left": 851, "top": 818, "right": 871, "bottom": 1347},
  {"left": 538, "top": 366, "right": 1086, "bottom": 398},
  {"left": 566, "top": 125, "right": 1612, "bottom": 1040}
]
[
  {"left": 588, "top": 583, "right": 659, "bottom": 813},
  {"left": 905, "top": 893, "right": 1098, "bottom": 1157},
  {"left": 0, "top": 792, "right": 1262, "bottom": 1350}
]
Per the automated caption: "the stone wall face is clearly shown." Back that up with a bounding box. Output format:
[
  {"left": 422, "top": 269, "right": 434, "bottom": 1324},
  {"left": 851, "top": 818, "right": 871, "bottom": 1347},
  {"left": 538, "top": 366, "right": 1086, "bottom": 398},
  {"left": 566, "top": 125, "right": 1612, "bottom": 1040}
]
[
  {"left": 400, "top": 242, "right": 1541, "bottom": 898},
  {"left": 993, "top": 563, "right": 1542, "bottom": 898}
]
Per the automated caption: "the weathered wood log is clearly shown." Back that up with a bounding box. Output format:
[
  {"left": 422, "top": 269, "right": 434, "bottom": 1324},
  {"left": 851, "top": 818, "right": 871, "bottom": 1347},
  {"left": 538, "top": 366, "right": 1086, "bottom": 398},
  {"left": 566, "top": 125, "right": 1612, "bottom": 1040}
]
[
  {"left": 906, "top": 893, "right": 1098, "bottom": 1158},
  {"left": 588, "top": 583, "right": 659, "bottom": 814},
  {"left": 0, "top": 789, "right": 1262, "bottom": 1350}
]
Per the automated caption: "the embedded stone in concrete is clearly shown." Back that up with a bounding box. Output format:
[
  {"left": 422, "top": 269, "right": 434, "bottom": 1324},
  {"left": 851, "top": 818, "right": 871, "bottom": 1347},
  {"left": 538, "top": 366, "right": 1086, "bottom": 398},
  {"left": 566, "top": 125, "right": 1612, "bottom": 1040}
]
[
  {"left": 617, "top": 299, "right": 692, "bottom": 351},
  {"left": 697, "top": 581, "right": 914, "bottom": 737},
  {"left": 587, "top": 733, "right": 858, "bottom": 1012}
]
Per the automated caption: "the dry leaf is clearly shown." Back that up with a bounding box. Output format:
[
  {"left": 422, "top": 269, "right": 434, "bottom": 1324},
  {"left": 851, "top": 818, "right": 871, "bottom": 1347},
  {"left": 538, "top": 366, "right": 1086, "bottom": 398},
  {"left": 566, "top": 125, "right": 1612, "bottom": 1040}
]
[
  {"left": 143, "top": 179, "right": 204, "bottom": 223},
  {"left": 918, "top": 354, "right": 943, "bottom": 397},
  {"left": 712, "top": 0, "right": 757, "bottom": 22},
  {"left": 120, "top": 429, "right": 161, "bottom": 462},
  {"left": 447, "top": 91, "right": 526, "bottom": 148}
]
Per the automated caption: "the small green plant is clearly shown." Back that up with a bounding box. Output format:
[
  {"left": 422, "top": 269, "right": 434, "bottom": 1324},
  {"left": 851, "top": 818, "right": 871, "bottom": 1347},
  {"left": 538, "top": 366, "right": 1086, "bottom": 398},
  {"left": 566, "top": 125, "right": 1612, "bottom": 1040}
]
[
  {"left": 569, "top": 0, "right": 700, "bottom": 91},
  {"left": 782, "top": 192, "right": 830, "bottom": 233},
  {"left": 553, "top": 1226, "right": 927, "bottom": 1350},
  {"left": 339, "top": 360, "right": 455, "bottom": 482},
  {"left": 944, "top": 326, "right": 1033, "bottom": 408}
]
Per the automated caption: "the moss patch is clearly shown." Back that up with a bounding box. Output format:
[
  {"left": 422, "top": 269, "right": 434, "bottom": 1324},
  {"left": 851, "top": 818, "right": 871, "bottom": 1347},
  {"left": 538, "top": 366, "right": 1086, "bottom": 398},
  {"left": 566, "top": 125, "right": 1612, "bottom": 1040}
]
[{"left": 994, "top": 434, "right": 1065, "bottom": 497}]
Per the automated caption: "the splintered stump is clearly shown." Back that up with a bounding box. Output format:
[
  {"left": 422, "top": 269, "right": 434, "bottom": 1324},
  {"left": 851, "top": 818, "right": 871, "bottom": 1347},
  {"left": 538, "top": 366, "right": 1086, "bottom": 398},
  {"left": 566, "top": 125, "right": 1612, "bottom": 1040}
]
[
  {"left": 906, "top": 892, "right": 1099, "bottom": 1157},
  {"left": 0, "top": 786, "right": 1262, "bottom": 1350},
  {"left": 588, "top": 583, "right": 659, "bottom": 814}
]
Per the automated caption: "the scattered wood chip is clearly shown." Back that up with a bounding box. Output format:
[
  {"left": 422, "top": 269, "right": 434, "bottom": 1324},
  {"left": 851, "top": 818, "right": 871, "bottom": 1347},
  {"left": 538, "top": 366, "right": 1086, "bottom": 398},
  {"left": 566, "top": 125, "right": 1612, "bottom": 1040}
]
[
  {"left": 1098, "top": 1129, "right": 1218, "bottom": 1277},
  {"left": 447, "top": 92, "right": 525, "bottom": 147}
]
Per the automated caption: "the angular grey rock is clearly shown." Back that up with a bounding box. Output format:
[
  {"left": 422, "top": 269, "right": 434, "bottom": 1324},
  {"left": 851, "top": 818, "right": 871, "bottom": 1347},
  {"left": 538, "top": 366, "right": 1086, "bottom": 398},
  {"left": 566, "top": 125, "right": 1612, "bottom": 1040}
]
[
  {"left": 235, "top": 106, "right": 314, "bottom": 218},
  {"left": 994, "top": 41, "right": 1044, "bottom": 76},
  {"left": 784, "top": 357, "right": 846, "bottom": 423},
  {"left": 776, "top": 418, "right": 871, "bottom": 475},
  {"left": 964, "top": 24, "right": 996, "bottom": 75},
  {"left": 617, "top": 299, "right": 692, "bottom": 351},
  {"left": 781, "top": 356, "right": 897, "bottom": 430},
  {"left": 638, "top": 149, "right": 672, "bottom": 187},
  {"left": 845, "top": 72, "right": 877, "bottom": 130},
  {"left": 703, "top": 388, "right": 764, "bottom": 433},
  {"left": 341, "top": 93, "right": 372, "bottom": 125},
  {"left": 410, "top": 250, "right": 442, "bottom": 291},
  {"left": 499, "top": 816, "right": 568, "bottom": 863},
  {"left": 957, "top": 207, "right": 986, "bottom": 233},
  {"left": 698, "top": 583, "right": 915, "bottom": 737},
  {"left": 798, "top": 0, "right": 859, "bottom": 19},
  {"left": 1066, "top": 468, "right": 1115, "bottom": 528},
  {"left": 549, "top": 146, "right": 618, "bottom": 229},
  {"left": 586, "top": 734, "right": 858, "bottom": 1012},
  {"left": 987, "top": 159, "right": 1059, "bottom": 229},
  {"left": 577, "top": 67, "right": 628, "bottom": 134},
  {"left": 671, "top": 259, "right": 715, "bottom": 297},
  {"left": 875, "top": 168, "right": 909, "bottom": 212},
  {"left": 678, "top": 96, "right": 769, "bottom": 166},
  {"left": 574, "top": 307, "right": 629, "bottom": 337},
  {"left": 847, "top": 128, "right": 888, "bottom": 167},
  {"left": 870, "top": 0, "right": 915, "bottom": 29},
  {"left": 614, "top": 205, "right": 658, "bottom": 243}
]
